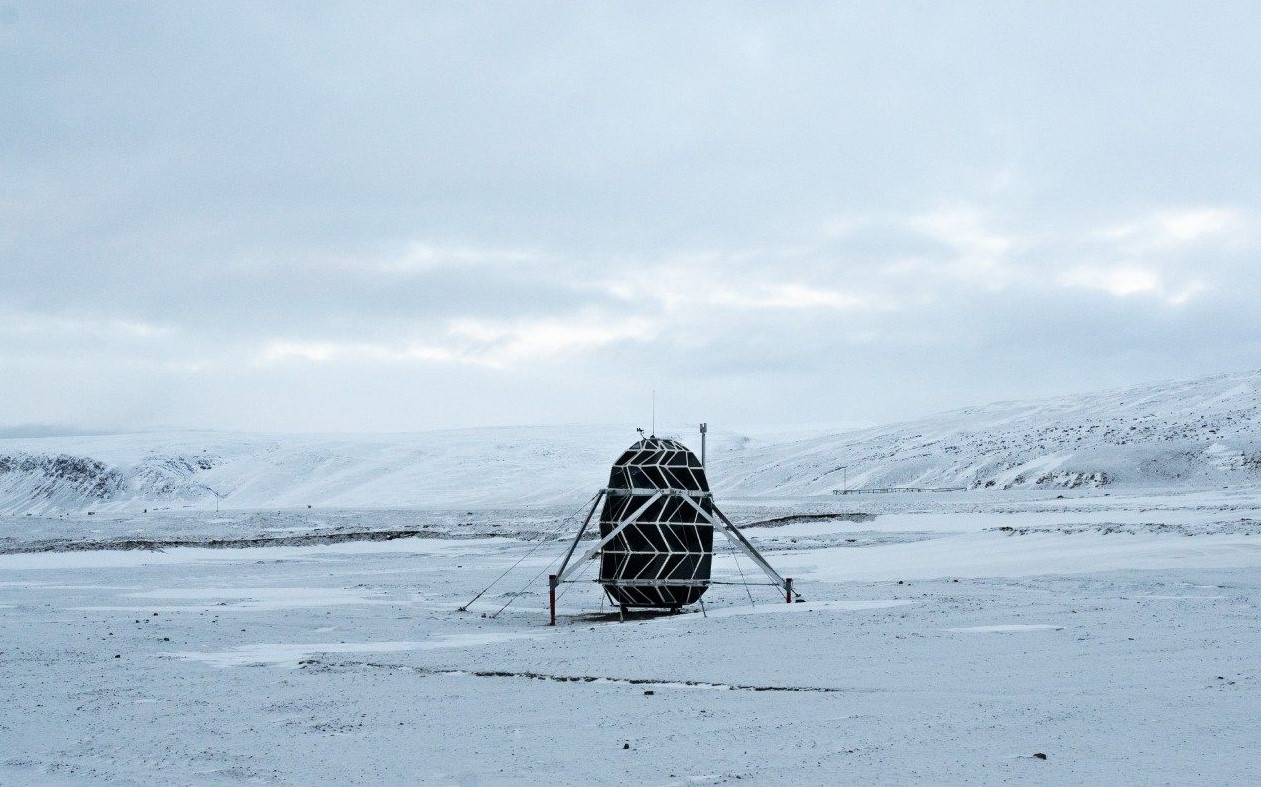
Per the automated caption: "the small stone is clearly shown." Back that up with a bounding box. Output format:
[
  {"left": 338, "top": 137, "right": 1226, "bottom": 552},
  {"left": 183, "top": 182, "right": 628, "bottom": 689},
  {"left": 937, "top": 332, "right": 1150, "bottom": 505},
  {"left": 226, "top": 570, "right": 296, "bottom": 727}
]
[
  {"left": 643, "top": 690, "right": 654, "bottom": 696},
  {"left": 114, "top": 654, "right": 120, "bottom": 659},
  {"left": 1033, "top": 752, "right": 1047, "bottom": 760},
  {"left": 623, "top": 743, "right": 630, "bottom": 750}
]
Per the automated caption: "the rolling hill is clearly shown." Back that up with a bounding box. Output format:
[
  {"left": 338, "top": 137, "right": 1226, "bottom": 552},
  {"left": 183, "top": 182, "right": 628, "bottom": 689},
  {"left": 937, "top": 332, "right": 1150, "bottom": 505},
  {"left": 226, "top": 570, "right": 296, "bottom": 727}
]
[{"left": 1, "top": 370, "right": 1259, "bottom": 514}]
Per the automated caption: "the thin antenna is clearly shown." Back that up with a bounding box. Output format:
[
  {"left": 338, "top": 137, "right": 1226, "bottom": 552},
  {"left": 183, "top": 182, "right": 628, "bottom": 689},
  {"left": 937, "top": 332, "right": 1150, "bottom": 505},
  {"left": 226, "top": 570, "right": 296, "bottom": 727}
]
[{"left": 651, "top": 389, "right": 656, "bottom": 436}]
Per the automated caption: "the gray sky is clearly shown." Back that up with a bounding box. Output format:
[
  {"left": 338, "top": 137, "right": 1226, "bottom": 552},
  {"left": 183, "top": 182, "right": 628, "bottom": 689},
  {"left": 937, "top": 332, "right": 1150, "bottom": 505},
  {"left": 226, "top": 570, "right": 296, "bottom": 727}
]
[{"left": 2, "top": 2, "right": 1259, "bottom": 433}]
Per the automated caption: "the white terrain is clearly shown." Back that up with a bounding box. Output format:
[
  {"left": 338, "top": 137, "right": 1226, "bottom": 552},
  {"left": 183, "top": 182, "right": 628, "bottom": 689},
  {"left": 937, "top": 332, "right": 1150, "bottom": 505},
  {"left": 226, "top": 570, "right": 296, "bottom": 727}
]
[{"left": 2, "top": 371, "right": 1261, "bottom": 784}]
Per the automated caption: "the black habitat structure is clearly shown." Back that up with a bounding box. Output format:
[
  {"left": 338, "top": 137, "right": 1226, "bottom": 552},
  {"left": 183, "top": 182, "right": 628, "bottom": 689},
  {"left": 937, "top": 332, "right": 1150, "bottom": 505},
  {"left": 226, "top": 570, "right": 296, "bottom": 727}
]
[
  {"left": 549, "top": 430, "right": 799, "bottom": 623},
  {"left": 599, "top": 436, "right": 714, "bottom": 608}
]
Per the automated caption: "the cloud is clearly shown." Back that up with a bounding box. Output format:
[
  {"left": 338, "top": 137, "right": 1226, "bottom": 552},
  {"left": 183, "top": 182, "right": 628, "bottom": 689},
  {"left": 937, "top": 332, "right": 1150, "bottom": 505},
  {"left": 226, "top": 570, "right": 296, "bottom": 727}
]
[
  {"left": 1055, "top": 265, "right": 1206, "bottom": 305},
  {"left": 2, "top": 4, "right": 1261, "bottom": 431},
  {"left": 1095, "top": 207, "right": 1248, "bottom": 252},
  {"left": 708, "top": 282, "right": 865, "bottom": 310},
  {"left": 257, "top": 339, "right": 460, "bottom": 365},
  {"left": 600, "top": 263, "right": 869, "bottom": 314},
  {"left": 1057, "top": 266, "right": 1162, "bottom": 297},
  {"left": 359, "top": 243, "right": 550, "bottom": 274},
  {"left": 255, "top": 312, "right": 659, "bottom": 369},
  {"left": 0, "top": 311, "right": 171, "bottom": 341}
]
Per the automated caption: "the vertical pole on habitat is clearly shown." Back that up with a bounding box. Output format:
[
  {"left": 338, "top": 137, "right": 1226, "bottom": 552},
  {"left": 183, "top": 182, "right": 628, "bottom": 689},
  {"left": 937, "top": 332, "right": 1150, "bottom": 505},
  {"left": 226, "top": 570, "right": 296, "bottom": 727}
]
[
  {"left": 548, "top": 575, "right": 558, "bottom": 626},
  {"left": 785, "top": 577, "right": 793, "bottom": 604},
  {"left": 699, "top": 422, "right": 707, "bottom": 467}
]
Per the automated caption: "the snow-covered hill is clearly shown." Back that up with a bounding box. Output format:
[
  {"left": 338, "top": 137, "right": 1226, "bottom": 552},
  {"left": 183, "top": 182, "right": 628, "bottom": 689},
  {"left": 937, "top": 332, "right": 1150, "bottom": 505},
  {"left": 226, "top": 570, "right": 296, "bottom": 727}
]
[
  {"left": 0, "top": 427, "right": 650, "bottom": 515},
  {"left": 719, "top": 369, "right": 1261, "bottom": 496},
  {"left": 2, "top": 370, "right": 1259, "bottom": 514}
]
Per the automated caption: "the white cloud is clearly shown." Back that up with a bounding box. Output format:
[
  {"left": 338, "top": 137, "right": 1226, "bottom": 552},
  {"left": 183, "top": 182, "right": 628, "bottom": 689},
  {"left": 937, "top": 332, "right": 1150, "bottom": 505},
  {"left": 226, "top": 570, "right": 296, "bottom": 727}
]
[
  {"left": 258, "top": 341, "right": 345, "bottom": 363},
  {"left": 0, "top": 311, "right": 171, "bottom": 341},
  {"left": 445, "top": 313, "right": 659, "bottom": 365},
  {"left": 907, "top": 207, "right": 1021, "bottom": 289},
  {"left": 1056, "top": 265, "right": 1206, "bottom": 305},
  {"left": 709, "top": 282, "right": 864, "bottom": 310},
  {"left": 257, "top": 339, "right": 468, "bottom": 366},
  {"left": 1096, "top": 207, "right": 1247, "bottom": 252},
  {"left": 255, "top": 312, "right": 657, "bottom": 369},
  {"left": 596, "top": 253, "right": 869, "bottom": 314},
  {"left": 370, "top": 243, "right": 548, "bottom": 273},
  {"left": 1058, "top": 266, "right": 1162, "bottom": 296},
  {"left": 316, "top": 243, "right": 551, "bottom": 276},
  {"left": 1156, "top": 208, "right": 1239, "bottom": 244}
]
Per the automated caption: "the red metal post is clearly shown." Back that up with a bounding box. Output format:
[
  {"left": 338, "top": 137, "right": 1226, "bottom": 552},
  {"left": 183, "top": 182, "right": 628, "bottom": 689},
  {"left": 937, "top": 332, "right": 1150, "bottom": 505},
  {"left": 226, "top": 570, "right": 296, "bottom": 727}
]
[
  {"left": 548, "top": 574, "right": 558, "bottom": 626},
  {"left": 785, "top": 577, "right": 793, "bottom": 603}
]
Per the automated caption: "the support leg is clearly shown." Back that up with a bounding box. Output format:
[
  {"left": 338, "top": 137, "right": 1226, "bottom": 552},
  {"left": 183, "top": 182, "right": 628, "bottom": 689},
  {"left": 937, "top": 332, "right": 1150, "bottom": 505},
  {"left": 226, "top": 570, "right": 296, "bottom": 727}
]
[
  {"left": 678, "top": 496, "right": 790, "bottom": 590},
  {"left": 548, "top": 574, "right": 557, "bottom": 626},
  {"left": 553, "top": 491, "right": 605, "bottom": 583}
]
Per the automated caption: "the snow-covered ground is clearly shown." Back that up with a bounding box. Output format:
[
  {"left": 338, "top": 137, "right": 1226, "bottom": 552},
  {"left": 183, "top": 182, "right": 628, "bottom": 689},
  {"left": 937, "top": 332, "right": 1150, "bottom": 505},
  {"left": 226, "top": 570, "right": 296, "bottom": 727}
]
[
  {"left": 2, "top": 489, "right": 1259, "bottom": 784},
  {"left": 3, "top": 371, "right": 1260, "bottom": 783}
]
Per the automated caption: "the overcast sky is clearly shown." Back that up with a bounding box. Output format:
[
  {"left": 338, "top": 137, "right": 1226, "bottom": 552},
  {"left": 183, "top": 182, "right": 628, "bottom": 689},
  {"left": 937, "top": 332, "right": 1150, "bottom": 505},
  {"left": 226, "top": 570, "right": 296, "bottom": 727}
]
[{"left": 2, "top": 2, "right": 1259, "bottom": 434}]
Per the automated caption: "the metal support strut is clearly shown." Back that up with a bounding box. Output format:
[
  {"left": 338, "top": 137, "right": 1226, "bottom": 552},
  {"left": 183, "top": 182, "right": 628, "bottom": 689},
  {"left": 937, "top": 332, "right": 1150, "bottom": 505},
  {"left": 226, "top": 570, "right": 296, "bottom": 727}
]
[
  {"left": 555, "top": 491, "right": 664, "bottom": 584},
  {"left": 548, "top": 574, "right": 558, "bottom": 626},
  {"left": 677, "top": 494, "right": 797, "bottom": 602},
  {"left": 552, "top": 490, "right": 606, "bottom": 584},
  {"left": 549, "top": 484, "right": 798, "bottom": 620}
]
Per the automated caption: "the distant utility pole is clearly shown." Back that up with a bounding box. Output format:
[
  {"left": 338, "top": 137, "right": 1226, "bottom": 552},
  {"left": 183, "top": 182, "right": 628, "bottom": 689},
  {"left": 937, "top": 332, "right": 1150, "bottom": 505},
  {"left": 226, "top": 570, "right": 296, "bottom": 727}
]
[{"left": 204, "top": 486, "right": 226, "bottom": 513}]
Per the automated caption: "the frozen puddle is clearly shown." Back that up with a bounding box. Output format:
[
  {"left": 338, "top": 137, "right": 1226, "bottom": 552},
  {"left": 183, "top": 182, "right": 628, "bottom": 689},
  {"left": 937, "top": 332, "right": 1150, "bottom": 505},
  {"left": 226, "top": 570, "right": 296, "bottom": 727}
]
[
  {"left": 171, "top": 631, "right": 544, "bottom": 668},
  {"left": 74, "top": 586, "right": 415, "bottom": 612},
  {"left": 947, "top": 624, "right": 1065, "bottom": 633},
  {"left": 316, "top": 661, "right": 853, "bottom": 693}
]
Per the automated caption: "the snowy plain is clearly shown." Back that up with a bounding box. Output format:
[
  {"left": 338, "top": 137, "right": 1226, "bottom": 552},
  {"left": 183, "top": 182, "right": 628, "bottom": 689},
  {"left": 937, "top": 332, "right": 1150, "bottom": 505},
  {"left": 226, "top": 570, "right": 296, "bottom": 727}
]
[
  {"left": 2, "top": 488, "right": 1260, "bottom": 785},
  {"left": 2, "top": 371, "right": 1261, "bottom": 784}
]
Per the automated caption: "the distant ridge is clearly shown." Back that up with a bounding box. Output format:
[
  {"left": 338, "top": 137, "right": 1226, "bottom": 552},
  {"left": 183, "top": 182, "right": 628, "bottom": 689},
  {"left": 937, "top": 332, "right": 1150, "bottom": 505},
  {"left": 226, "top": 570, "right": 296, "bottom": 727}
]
[
  {"left": 720, "top": 369, "right": 1261, "bottom": 496},
  {"left": 1, "top": 371, "right": 1259, "bottom": 514}
]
